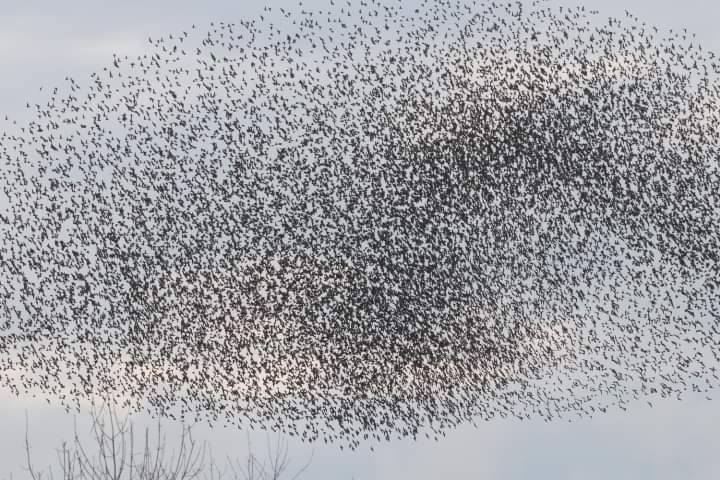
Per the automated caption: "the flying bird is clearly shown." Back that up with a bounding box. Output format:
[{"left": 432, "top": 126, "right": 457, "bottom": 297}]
[{"left": 0, "top": 0, "right": 718, "bottom": 451}]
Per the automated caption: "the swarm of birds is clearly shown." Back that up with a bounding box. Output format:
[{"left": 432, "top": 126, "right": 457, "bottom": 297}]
[{"left": 0, "top": 0, "right": 719, "bottom": 449}]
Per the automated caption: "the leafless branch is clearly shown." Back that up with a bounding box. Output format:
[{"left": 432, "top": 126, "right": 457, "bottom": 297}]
[{"left": 18, "top": 398, "right": 316, "bottom": 480}]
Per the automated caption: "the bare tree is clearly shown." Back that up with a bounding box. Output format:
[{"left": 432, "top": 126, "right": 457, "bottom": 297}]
[{"left": 18, "top": 397, "right": 314, "bottom": 480}]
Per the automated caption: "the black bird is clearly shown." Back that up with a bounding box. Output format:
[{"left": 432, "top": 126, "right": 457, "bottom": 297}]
[{"left": 0, "top": 0, "right": 718, "bottom": 452}]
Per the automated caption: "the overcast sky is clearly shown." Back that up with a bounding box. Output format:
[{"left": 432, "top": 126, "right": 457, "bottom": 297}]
[{"left": 1, "top": 0, "right": 719, "bottom": 479}]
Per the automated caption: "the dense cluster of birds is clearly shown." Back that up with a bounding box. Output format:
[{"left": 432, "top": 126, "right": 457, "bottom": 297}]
[{"left": 0, "top": 0, "right": 719, "bottom": 450}]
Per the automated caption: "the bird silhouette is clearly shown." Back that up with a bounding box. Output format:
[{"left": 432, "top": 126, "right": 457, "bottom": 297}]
[{"left": 0, "top": 0, "right": 718, "bottom": 452}]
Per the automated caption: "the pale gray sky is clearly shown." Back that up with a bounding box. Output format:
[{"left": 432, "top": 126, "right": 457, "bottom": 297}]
[{"left": 1, "top": 1, "right": 719, "bottom": 479}]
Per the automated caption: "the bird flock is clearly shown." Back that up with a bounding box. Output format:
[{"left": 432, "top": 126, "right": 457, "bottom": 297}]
[{"left": 0, "top": 0, "right": 719, "bottom": 450}]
